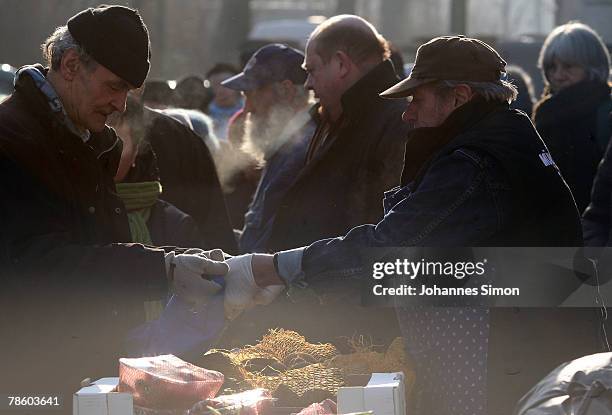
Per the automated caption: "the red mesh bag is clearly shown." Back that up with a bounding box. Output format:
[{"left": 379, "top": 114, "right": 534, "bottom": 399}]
[
  {"left": 118, "top": 354, "right": 224, "bottom": 410},
  {"left": 188, "top": 388, "right": 274, "bottom": 415},
  {"left": 296, "top": 399, "right": 337, "bottom": 415}
]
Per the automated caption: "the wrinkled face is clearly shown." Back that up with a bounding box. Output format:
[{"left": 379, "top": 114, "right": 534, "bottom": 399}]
[
  {"left": 401, "top": 84, "right": 456, "bottom": 129},
  {"left": 303, "top": 41, "right": 342, "bottom": 115},
  {"left": 243, "top": 82, "right": 283, "bottom": 124},
  {"left": 546, "top": 58, "right": 587, "bottom": 93},
  {"left": 68, "top": 63, "right": 132, "bottom": 133},
  {"left": 209, "top": 72, "right": 241, "bottom": 108}
]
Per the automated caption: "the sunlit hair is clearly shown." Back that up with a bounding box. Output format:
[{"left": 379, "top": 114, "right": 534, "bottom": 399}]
[
  {"left": 309, "top": 15, "right": 390, "bottom": 68},
  {"left": 506, "top": 65, "right": 535, "bottom": 102},
  {"left": 539, "top": 21, "right": 610, "bottom": 85},
  {"left": 432, "top": 80, "right": 518, "bottom": 103},
  {"left": 41, "top": 26, "right": 97, "bottom": 71}
]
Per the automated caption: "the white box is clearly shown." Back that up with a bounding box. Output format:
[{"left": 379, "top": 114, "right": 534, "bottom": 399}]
[
  {"left": 73, "top": 378, "right": 133, "bottom": 415},
  {"left": 337, "top": 372, "right": 406, "bottom": 415}
]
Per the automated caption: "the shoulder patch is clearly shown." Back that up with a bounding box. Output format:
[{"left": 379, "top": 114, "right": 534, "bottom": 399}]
[{"left": 539, "top": 150, "right": 554, "bottom": 167}]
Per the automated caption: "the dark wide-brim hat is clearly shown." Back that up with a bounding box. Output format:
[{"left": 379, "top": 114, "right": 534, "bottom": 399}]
[
  {"left": 380, "top": 35, "right": 506, "bottom": 98},
  {"left": 222, "top": 43, "right": 307, "bottom": 91},
  {"left": 68, "top": 5, "right": 150, "bottom": 88}
]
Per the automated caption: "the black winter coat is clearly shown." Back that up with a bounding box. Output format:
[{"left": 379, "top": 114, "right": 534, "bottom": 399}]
[
  {"left": 144, "top": 109, "right": 238, "bottom": 253},
  {"left": 0, "top": 68, "right": 167, "bottom": 397},
  {"left": 149, "top": 199, "right": 203, "bottom": 248},
  {"left": 534, "top": 80, "right": 612, "bottom": 213},
  {"left": 267, "top": 60, "right": 411, "bottom": 251},
  {"left": 583, "top": 124, "right": 612, "bottom": 246}
]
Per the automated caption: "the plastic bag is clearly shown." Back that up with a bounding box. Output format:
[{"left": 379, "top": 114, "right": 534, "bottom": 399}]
[
  {"left": 188, "top": 388, "right": 274, "bottom": 415},
  {"left": 125, "top": 278, "right": 226, "bottom": 359},
  {"left": 296, "top": 399, "right": 337, "bottom": 415},
  {"left": 118, "top": 354, "right": 224, "bottom": 410}
]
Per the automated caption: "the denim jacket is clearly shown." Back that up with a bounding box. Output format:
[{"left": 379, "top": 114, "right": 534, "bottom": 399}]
[
  {"left": 276, "top": 99, "right": 582, "bottom": 284},
  {"left": 273, "top": 100, "right": 586, "bottom": 415}
]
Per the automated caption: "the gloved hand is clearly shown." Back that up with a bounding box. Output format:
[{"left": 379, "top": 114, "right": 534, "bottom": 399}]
[
  {"left": 182, "top": 248, "right": 226, "bottom": 261},
  {"left": 224, "top": 254, "right": 285, "bottom": 320},
  {"left": 164, "top": 251, "right": 229, "bottom": 305}
]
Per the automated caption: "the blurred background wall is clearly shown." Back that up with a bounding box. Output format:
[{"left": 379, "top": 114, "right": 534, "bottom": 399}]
[{"left": 0, "top": 0, "right": 609, "bottom": 94}]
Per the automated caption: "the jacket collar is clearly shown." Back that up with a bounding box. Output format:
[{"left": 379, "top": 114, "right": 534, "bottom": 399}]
[
  {"left": 534, "top": 80, "right": 611, "bottom": 127},
  {"left": 15, "top": 64, "right": 91, "bottom": 142},
  {"left": 13, "top": 63, "right": 120, "bottom": 161},
  {"left": 401, "top": 96, "right": 506, "bottom": 185},
  {"left": 340, "top": 59, "right": 400, "bottom": 118}
]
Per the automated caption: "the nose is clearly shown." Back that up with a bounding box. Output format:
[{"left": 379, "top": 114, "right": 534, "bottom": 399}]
[
  {"left": 550, "top": 67, "right": 561, "bottom": 80},
  {"left": 402, "top": 102, "right": 416, "bottom": 124},
  {"left": 243, "top": 93, "right": 254, "bottom": 113},
  {"left": 549, "top": 65, "right": 566, "bottom": 83},
  {"left": 304, "top": 74, "right": 314, "bottom": 91},
  {"left": 111, "top": 90, "right": 128, "bottom": 113}
]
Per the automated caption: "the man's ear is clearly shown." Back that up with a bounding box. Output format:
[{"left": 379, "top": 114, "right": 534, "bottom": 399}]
[
  {"left": 59, "top": 49, "right": 81, "bottom": 81},
  {"left": 334, "top": 50, "right": 352, "bottom": 79},
  {"left": 453, "top": 84, "right": 474, "bottom": 107}
]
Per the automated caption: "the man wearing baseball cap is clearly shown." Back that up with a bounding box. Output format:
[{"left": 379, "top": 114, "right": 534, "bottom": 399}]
[
  {"left": 0, "top": 5, "right": 228, "bottom": 401},
  {"left": 221, "top": 36, "right": 588, "bottom": 414},
  {"left": 222, "top": 44, "right": 317, "bottom": 254}
]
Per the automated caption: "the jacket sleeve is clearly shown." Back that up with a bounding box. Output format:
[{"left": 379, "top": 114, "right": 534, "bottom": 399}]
[
  {"left": 149, "top": 199, "right": 205, "bottom": 249},
  {"left": 301, "top": 149, "right": 506, "bottom": 282},
  {"left": 533, "top": 109, "right": 568, "bottom": 176},
  {"left": 0, "top": 153, "right": 168, "bottom": 300},
  {"left": 582, "top": 138, "right": 612, "bottom": 246}
]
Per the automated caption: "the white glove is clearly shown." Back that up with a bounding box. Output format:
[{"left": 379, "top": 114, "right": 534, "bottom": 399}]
[
  {"left": 182, "top": 248, "right": 226, "bottom": 261},
  {"left": 224, "top": 254, "right": 285, "bottom": 320},
  {"left": 164, "top": 251, "right": 229, "bottom": 304}
]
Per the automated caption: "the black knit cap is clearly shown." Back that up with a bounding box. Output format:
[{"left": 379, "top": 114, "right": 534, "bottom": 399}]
[{"left": 67, "top": 5, "right": 150, "bottom": 87}]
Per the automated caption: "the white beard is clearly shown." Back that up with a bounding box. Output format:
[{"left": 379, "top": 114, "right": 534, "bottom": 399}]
[{"left": 242, "top": 105, "right": 297, "bottom": 167}]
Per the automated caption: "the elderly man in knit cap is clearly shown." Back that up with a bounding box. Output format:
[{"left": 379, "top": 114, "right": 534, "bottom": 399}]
[
  {"left": 221, "top": 36, "right": 591, "bottom": 415},
  {"left": 0, "top": 5, "right": 227, "bottom": 402}
]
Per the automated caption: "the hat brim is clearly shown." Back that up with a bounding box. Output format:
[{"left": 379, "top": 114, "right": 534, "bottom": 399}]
[
  {"left": 220, "top": 72, "right": 261, "bottom": 91},
  {"left": 379, "top": 76, "right": 436, "bottom": 99}
]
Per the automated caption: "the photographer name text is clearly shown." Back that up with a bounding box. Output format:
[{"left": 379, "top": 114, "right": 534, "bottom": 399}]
[{"left": 371, "top": 259, "right": 520, "bottom": 297}]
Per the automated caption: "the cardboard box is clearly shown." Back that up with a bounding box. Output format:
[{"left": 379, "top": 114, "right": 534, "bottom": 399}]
[
  {"left": 73, "top": 378, "right": 133, "bottom": 415},
  {"left": 337, "top": 372, "right": 406, "bottom": 415}
]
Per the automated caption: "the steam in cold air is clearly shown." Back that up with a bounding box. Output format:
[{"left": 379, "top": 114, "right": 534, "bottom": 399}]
[{"left": 242, "top": 105, "right": 299, "bottom": 166}]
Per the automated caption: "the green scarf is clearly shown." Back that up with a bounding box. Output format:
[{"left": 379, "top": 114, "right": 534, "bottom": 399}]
[{"left": 115, "top": 181, "right": 162, "bottom": 245}]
